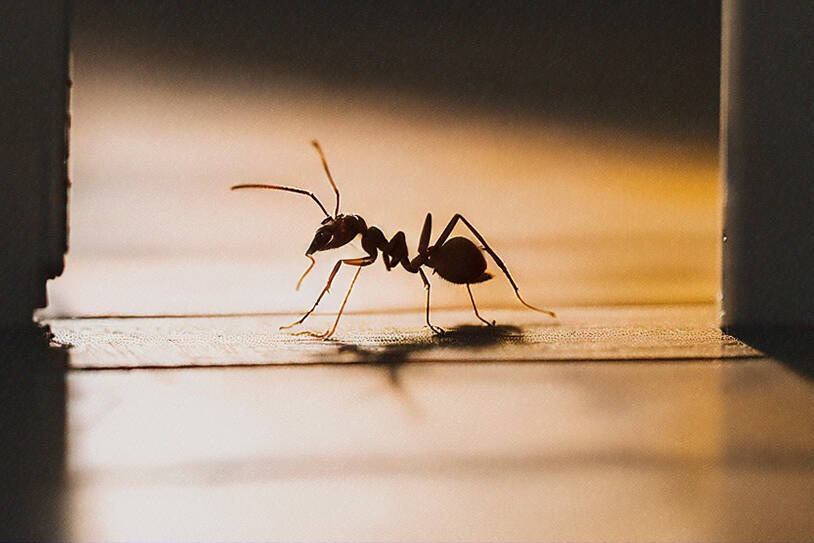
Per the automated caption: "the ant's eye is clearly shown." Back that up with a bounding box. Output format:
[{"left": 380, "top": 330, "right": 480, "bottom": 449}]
[{"left": 316, "top": 231, "right": 332, "bottom": 245}]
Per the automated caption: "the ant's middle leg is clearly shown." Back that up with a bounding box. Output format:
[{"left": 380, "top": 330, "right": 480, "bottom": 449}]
[
  {"left": 280, "top": 256, "right": 374, "bottom": 330},
  {"left": 419, "top": 268, "right": 444, "bottom": 335},
  {"left": 418, "top": 213, "right": 432, "bottom": 253},
  {"left": 434, "top": 213, "right": 556, "bottom": 318},
  {"left": 466, "top": 283, "right": 495, "bottom": 326}
]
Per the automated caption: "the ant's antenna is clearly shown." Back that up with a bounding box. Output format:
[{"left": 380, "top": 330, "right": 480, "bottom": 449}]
[
  {"left": 230, "top": 184, "right": 332, "bottom": 219},
  {"left": 311, "top": 140, "right": 340, "bottom": 217}
]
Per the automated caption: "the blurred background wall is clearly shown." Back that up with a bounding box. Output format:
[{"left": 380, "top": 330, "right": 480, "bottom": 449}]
[
  {"left": 48, "top": 1, "right": 722, "bottom": 318},
  {"left": 72, "top": 1, "right": 720, "bottom": 139}
]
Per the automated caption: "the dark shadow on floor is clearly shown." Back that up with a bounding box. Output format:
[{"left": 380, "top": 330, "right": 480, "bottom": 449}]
[
  {"left": 0, "top": 324, "right": 68, "bottom": 541},
  {"left": 725, "top": 326, "right": 814, "bottom": 380},
  {"left": 335, "top": 324, "right": 523, "bottom": 386}
]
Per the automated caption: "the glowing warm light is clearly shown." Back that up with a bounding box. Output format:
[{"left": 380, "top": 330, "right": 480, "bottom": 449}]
[{"left": 48, "top": 65, "right": 717, "bottom": 318}]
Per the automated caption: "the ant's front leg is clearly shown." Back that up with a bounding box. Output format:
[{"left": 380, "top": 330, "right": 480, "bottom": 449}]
[
  {"left": 293, "top": 266, "right": 363, "bottom": 339},
  {"left": 281, "top": 257, "right": 374, "bottom": 331}
]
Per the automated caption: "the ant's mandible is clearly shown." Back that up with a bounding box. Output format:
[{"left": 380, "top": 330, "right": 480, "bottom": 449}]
[{"left": 231, "top": 140, "right": 556, "bottom": 339}]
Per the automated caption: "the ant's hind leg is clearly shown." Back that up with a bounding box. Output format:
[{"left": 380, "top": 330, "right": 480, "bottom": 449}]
[
  {"left": 419, "top": 268, "right": 445, "bottom": 335},
  {"left": 466, "top": 283, "right": 495, "bottom": 326},
  {"left": 435, "top": 214, "right": 556, "bottom": 319}
]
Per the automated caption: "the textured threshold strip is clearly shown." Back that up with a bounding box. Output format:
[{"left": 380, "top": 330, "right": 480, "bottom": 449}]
[
  {"left": 46, "top": 306, "right": 764, "bottom": 369},
  {"left": 67, "top": 353, "right": 765, "bottom": 372}
]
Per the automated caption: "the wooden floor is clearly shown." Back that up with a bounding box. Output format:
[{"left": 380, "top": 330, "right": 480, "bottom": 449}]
[
  {"left": 0, "top": 306, "right": 800, "bottom": 540},
  {"left": 51, "top": 305, "right": 759, "bottom": 368}
]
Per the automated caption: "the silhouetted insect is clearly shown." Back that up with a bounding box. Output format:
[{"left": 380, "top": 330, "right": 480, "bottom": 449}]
[{"left": 231, "top": 140, "right": 556, "bottom": 339}]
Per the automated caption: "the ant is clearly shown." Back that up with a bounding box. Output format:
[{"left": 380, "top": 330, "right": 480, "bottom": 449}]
[{"left": 231, "top": 140, "right": 556, "bottom": 339}]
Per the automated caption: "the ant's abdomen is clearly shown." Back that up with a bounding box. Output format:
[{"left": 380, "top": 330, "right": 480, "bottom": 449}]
[{"left": 431, "top": 236, "right": 492, "bottom": 284}]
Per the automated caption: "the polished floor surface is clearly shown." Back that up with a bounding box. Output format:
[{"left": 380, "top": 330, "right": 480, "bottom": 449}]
[{"left": 0, "top": 306, "right": 809, "bottom": 541}]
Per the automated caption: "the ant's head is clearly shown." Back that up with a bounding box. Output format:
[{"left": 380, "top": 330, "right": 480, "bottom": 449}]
[
  {"left": 306, "top": 216, "right": 338, "bottom": 255},
  {"left": 306, "top": 215, "right": 362, "bottom": 255}
]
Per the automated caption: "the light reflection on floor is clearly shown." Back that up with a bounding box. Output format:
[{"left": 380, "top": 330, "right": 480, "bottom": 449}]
[{"left": 64, "top": 358, "right": 813, "bottom": 541}]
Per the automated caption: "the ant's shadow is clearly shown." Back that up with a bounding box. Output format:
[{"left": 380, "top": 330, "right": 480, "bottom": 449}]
[{"left": 333, "top": 323, "right": 524, "bottom": 387}]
